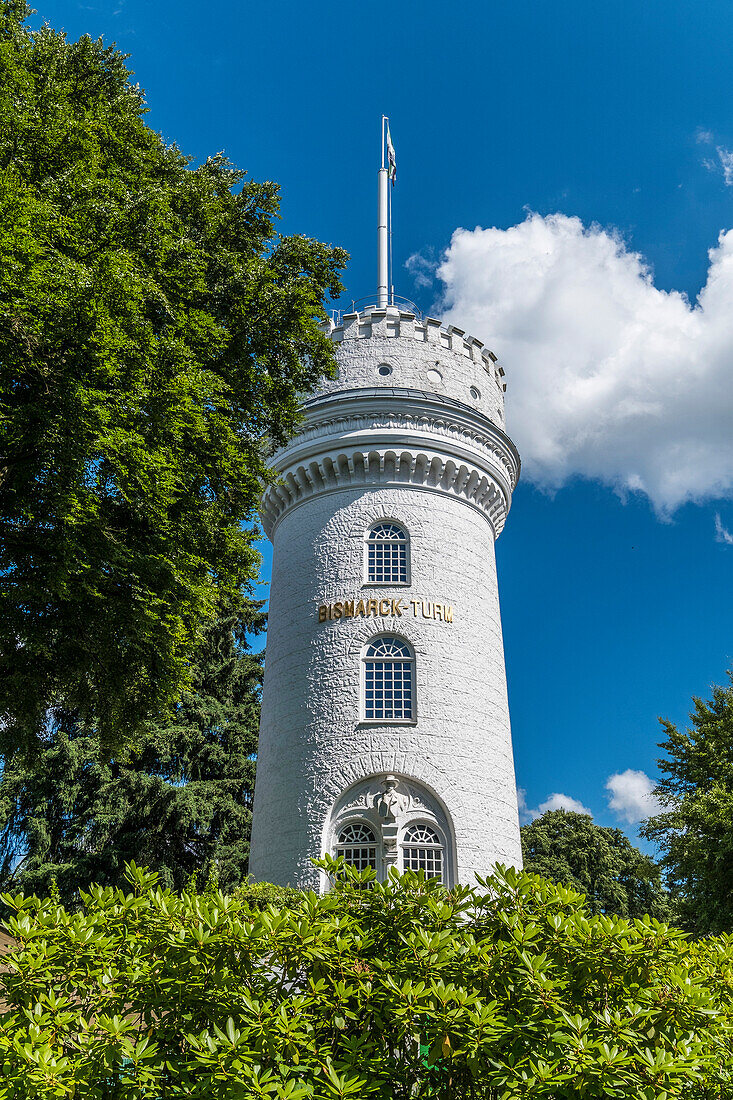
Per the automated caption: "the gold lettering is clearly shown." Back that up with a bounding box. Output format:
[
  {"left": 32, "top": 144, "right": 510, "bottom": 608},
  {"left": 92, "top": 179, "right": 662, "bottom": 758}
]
[{"left": 318, "top": 596, "right": 454, "bottom": 623}]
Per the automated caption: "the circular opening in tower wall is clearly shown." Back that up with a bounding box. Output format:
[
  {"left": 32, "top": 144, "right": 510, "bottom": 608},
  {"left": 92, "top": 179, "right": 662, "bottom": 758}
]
[
  {"left": 377, "top": 364, "right": 393, "bottom": 376},
  {"left": 469, "top": 385, "right": 481, "bottom": 401},
  {"left": 426, "top": 368, "right": 443, "bottom": 384}
]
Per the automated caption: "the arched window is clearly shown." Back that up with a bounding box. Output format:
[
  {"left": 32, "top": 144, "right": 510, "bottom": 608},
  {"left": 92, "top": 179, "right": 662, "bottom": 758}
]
[
  {"left": 364, "top": 637, "right": 414, "bottom": 720},
  {"left": 336, "top": 822, "right": 377, "bottom": 872},
  {"left": 366, "top": 522, "right": 409, "bottom": 584},
  {"left": 402, "top": 823, "right": 443, "bottom": 881}
]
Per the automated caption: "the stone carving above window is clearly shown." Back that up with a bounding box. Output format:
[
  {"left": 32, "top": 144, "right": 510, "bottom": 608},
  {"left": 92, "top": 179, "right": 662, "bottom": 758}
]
[{"left": 325, "top": 773, "right": 454, "bottom": 886}]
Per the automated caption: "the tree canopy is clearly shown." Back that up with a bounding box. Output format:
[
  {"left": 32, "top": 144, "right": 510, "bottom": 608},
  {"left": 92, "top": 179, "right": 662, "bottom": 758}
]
[
  {"left": 521, "top": 809, "right": 672, "bottom": 921},
  {"left": 0, "top": 1, "right": 347, "bottom": 755},
  {"left": 0, "top": 861, "right": 731, "bottom": 1098},
  {"left": 642, "top": 671, "right": 733, "bottom": 935},
  {"left": 0, "top": 594, "right": 263, "bottom": 901}
]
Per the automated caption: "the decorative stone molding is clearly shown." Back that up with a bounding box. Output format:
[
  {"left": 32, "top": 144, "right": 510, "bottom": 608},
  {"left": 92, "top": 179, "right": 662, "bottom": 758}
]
[{"left": 260, "top": 389, "right": 519, "bottom": 539}]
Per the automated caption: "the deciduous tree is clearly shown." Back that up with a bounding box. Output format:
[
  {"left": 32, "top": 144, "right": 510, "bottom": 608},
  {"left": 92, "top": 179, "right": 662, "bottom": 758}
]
[
  {"left": 642, "top": 671, "right": 733, "bottom": 935},
  {"left": 0, "top": 1, "right": 346, "bottom": 754},
  {"left": 521, "top": 808, "right": 672, "bottom": 921}
]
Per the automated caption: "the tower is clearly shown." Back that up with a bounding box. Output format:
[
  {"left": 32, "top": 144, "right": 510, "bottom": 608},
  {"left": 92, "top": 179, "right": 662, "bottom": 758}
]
[{"left": 249, "top": 126, "right": 522, "bottom": 889}]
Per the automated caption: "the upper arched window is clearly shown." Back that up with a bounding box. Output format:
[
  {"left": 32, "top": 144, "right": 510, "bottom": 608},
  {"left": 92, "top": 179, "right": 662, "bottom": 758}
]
[
  {"left": 336, "top": 822, "right": 377, "bottom": 872},
  {"left": 366, "top": 522, "right": 409, "bottom": 584},
  {"left": 402, "top": 823, "right": 443, "bottom": 881},
  {"left": 364, "top": 636, "right": 414, "bottom": 721}
]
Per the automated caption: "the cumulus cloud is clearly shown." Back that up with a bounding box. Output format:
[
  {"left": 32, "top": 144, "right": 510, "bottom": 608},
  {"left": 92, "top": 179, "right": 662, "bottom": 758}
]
[
  {"left": 428, "top": 213, "right": 733, "bottom": 513},
  {"left": 518, "top": 787, "right": 593, "bottom": 823},
  {"left": 715, "top": 513, "right": 733, "bottom": 544},
  {"left": 605, "top": 769, "right": 662, "bottom": 823}
]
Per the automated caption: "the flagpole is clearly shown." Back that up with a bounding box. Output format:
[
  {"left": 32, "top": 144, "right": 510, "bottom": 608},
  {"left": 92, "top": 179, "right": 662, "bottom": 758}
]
[
  {"left": 388, "top": 148, "right": 393, "bottom": 306},
  {"left": 377, "top": 115, "right": 389, "bottom": 308}
]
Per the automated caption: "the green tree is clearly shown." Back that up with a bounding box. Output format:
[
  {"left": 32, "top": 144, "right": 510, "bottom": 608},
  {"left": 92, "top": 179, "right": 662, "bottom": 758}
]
[
  {"left": 0, "top": 1, "right": 347, "bottom": 755},
  {"left": 642, "top": 671, "right": 733, "bottom": 936},
  {"left": 521, "top": 808, "right": 672, "bottom": 921},
  {"left": 0, "top": 594, "right": 264, "bottom": 901},
  {"left": 0, "top": 861, "right": 731, "bottom": 1098}
]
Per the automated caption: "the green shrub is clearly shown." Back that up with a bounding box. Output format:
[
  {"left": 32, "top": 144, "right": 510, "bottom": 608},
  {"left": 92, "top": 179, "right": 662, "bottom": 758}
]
[{"left": 0, "top": 859, "right": 732, "bottom": 1098}]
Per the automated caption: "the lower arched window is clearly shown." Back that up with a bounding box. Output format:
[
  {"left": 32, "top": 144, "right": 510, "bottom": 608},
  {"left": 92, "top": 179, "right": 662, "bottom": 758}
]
[
  {"left": 402, "top": 823, "right": 443, "bottom": 881},
  {"left": 336, "top": 822, "right": 377, "bottom": 872}
]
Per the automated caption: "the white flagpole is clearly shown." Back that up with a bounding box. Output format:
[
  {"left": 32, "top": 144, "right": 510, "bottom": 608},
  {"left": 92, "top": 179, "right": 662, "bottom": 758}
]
[
  {"left": 388, "top": 144, "right": 393, "bottom": 306},
  {"left": 377, "top": 115, "right": 389, "bottom": 309}
]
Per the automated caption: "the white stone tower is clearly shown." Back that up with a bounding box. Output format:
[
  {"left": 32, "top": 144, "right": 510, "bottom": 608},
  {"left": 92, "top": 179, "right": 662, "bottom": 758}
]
[{"left": 249, "top": 126, "right": 522, "bottom": 889}]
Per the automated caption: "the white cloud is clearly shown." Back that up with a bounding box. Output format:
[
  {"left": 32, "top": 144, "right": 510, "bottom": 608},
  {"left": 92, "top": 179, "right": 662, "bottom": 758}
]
[
  {"left": 518, "top": 787, "right": 592, "bottom": 823},
  {"left": 605, "top": 769, "right": 662, "bottom": 823},
  {"left": 428, "top": 213, "right": 733, "bottom": 513},
  {"left": 516, "top": 787, "right": 531, "bottom": 824},
  {"left": 537, "top": 792, "right": 593, "bottom": 817},
  {"left": 717, "top": 148, "right": 733, "bottom": 185},
  {"left": 715, "top": 513, "right": 733, "bottom": 544}
]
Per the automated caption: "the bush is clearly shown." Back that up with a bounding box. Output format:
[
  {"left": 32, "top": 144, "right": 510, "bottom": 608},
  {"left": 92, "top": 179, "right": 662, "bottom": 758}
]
[{"left": 0, "top": 860, "right": 732, "bottom": 1097}]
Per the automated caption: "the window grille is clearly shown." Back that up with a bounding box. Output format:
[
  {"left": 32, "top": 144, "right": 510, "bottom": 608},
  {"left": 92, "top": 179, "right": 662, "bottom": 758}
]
[
  {"left": 367, "top": 522, "right": 408, "bottom": 584},
  {"left": 364, "top": 637, "right": 414, "bottom": 720},
  {"left": 402, "top": 823, "right": 443, "bottom": 880},
  {"left": 336, "top": 822, "right": 377, "bottom": 872}
]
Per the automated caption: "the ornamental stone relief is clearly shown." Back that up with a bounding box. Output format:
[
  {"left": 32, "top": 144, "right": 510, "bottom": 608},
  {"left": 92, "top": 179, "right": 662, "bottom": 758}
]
[
  {"left": 260, "top": 444, "right": 513, "bottom": 537},
  {"left": 330, "top": 774, "right": 448, "bottom": 837},
  {"left": 289, "top": 410, "right": 515, "bottom": 483}
]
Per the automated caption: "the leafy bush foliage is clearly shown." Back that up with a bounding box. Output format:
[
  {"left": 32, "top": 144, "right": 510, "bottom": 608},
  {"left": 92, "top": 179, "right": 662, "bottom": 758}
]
[{"left": 0, "top": 861, "right": 732, "bottom": 1098}]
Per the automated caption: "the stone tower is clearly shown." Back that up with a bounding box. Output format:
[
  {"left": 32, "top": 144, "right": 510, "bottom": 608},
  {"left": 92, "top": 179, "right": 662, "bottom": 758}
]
[{"left": 248, "top": 302, "right": 523, "bottom": 889}]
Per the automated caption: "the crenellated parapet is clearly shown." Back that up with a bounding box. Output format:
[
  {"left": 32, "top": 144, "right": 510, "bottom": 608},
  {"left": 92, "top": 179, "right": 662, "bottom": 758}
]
[{"left": 322, "top": 306, "right": 506, "bottom": 395}]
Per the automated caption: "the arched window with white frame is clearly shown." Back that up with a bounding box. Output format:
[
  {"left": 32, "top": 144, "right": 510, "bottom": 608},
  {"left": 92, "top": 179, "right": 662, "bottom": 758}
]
[
  {"left": 363, "top": 636, "right": 414, "bottom": 721},
  {"left": 402, "top": 823, "right": 444, "bottom": 881},
  {"left": 335, "top": 822, "right": 378, "bottom": 872},
  {"left": 365, "top": 521, "right": 409, "bottom": 584}
]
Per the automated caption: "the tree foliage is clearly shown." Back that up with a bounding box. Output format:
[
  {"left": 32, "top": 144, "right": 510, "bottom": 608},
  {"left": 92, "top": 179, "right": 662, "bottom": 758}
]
[
  {"left": 521, "top": 809, "right": 672, "bottom": 921},
  {"left": 642, "top": 671, "right": 733, "bottom": 935},
  {"left": 0, "top": 861, "right": 731, "bottom": 1098},
  {"left": 0, "top": 595, "right": 264, "bottom": 900},
  {"left": 0, "top": 1, "right": 347, "bottom": 754}
]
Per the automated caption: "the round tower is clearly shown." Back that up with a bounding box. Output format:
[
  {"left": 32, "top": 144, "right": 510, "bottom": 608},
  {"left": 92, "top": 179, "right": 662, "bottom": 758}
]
[{"left": 249, "top": 301, "right": 522, "bottom": 889}]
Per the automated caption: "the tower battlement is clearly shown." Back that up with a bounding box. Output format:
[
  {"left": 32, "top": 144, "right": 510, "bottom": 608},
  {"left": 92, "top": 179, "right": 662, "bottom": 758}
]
[{"left": 323, "top": 305, "right": 506, "bottom": 393}]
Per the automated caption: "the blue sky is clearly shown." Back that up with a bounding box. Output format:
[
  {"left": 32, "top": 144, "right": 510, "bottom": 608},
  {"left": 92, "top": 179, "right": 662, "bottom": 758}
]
[{"left": 33, "top": 0, "right": 733, "bottom": 841}]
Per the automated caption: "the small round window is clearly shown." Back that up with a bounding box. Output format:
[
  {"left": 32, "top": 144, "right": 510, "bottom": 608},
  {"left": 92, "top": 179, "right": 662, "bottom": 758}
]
[
  {"left": 426, "top": 368, "right": 443, "bottom": 384},
  {"left": 378, "top": 364, "right": 393, "bottom": 377},
  {"left": 469, "top": 386, "right": 481, "bottom": 401}
]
